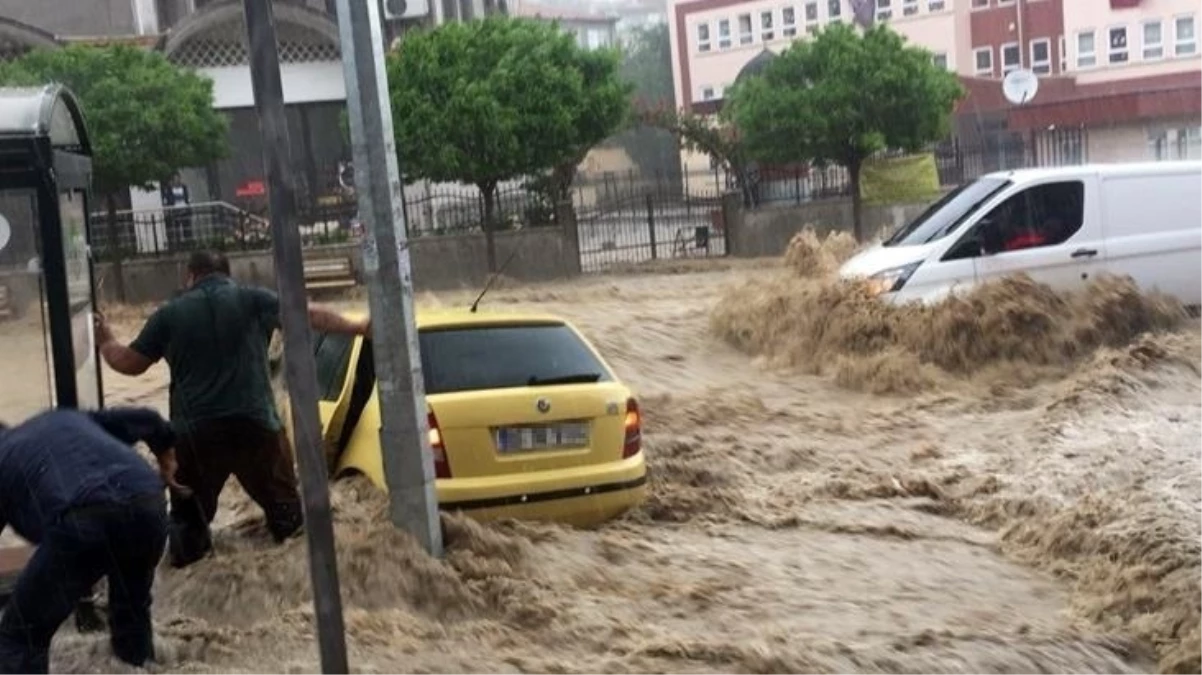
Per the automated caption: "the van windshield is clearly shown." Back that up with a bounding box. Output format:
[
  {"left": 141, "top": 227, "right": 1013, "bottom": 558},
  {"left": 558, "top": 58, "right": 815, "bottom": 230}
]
[{"left": 882, "top": 177, "right": 1010, "bottom": 247}]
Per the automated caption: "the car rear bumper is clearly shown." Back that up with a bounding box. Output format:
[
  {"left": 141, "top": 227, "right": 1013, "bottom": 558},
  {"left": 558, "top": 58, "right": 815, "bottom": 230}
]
[{"left": 437, "top": 454, "right": 647, "bottom": 527}]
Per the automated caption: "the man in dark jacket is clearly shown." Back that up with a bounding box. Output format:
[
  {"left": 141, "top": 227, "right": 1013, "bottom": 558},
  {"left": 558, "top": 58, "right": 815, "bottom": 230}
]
[{"left": 0, "top": 407, "right": 184, "bottom": 674}]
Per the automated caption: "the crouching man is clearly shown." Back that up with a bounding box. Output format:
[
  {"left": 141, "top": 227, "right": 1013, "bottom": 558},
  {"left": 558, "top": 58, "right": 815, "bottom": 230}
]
[{"left": 0, "top": 406, "right": 186, "bottom": 674}]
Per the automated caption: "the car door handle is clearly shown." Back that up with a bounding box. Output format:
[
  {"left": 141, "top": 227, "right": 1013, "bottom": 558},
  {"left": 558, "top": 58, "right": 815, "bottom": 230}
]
[{"left": 1071, "top": 248, "right": 1098, "bottom": 259}]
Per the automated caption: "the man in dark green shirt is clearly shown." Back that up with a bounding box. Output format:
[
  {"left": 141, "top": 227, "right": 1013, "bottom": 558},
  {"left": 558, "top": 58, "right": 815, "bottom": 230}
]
[{"left": 95, "top": 251, "right": 369, "bottom": 568}]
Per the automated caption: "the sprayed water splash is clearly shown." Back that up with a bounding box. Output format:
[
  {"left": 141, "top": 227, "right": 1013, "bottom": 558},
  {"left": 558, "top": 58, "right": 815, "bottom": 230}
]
[{"left": 711, "top": 272, "right": 1187, "bottom": 394}]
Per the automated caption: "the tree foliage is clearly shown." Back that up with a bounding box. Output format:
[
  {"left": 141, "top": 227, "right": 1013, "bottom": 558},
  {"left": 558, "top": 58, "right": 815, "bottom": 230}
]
[
  {"left": 0, "top": 44, "right": 228, "bottom": 201},
  {"left": 387, "top": 17, "right": 629, "bottom": 270},
  {"left": 725, "top": 23, "right": 962, "bottom": 239}
]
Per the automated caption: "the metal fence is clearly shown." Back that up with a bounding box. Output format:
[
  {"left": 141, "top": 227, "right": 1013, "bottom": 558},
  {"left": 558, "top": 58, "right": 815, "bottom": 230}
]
[
  {"left": 89, "top": 132, "right": 1091, "bottom": 265},
  {"left": 739, "top": 128, "right": 1091, "bottom": 207},
  {"left": 90, "top": 200, "right": 358, "bottom": 260},
  {"left": 572, "top": 171, "right": 728, "bottom": 272}
]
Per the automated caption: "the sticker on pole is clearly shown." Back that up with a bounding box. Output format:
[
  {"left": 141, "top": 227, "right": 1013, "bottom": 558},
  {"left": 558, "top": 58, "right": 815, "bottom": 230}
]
[{"left": 1002, "top": 69, "right": 1039, "bottom": 106}]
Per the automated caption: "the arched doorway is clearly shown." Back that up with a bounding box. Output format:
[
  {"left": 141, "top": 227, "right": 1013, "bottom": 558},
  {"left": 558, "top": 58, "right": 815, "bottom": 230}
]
[{"left": 159, "top": 1, "right": 350, "bottom": 227}]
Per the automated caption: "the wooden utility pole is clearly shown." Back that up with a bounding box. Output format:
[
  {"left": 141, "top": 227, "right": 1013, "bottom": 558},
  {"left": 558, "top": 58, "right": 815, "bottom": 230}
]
[
  {"left": 240, "top": 0, "right": 350, "bottom": 671},
  {"left": 334, "top": 0, "right": 443, "bottom": 555}
]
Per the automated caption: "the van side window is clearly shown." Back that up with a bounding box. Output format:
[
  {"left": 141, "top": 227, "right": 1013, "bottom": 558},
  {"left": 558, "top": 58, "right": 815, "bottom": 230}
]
[{"left": 961, "top": 181, "right": 1085, "bottom": 257}]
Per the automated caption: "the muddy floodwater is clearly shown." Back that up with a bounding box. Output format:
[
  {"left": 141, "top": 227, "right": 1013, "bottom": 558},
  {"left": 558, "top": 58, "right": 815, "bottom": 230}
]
[{"left": 4, "top": 256, "right": 1196, "bottom": 674}]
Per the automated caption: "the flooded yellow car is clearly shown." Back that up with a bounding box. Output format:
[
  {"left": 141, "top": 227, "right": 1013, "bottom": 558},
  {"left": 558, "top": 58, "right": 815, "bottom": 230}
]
[{"left": 305, "top": 308, "right": 647, "bottom": 526}]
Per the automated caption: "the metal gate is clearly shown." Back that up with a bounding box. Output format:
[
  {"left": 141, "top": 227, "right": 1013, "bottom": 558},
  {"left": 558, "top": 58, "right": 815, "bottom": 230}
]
[{"left": 573, "top": 176, "right": 727, "bottom": 273}]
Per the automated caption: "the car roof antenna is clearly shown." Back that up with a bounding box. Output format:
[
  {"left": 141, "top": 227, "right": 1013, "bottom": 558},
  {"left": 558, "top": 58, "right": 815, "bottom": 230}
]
[{"left": 470, "top": 247, "right": 521, "bottom": 313}]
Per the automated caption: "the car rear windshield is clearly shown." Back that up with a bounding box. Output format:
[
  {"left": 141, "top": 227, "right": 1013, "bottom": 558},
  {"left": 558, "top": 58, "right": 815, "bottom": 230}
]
[
  {"left": 883, "top": 177, "right": 1010, "bottom": 246},
  {"left": 419, "top": 323, "right": 613, "bottom": 395}
]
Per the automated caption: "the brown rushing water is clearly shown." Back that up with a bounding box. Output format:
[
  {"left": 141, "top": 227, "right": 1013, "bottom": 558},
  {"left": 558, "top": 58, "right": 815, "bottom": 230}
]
[{"left": 2, "top": 257, "right": 1193, "bottom": 674}]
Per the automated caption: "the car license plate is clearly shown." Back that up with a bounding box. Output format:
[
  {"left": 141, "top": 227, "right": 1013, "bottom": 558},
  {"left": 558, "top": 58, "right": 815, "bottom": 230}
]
[{"left": 494, "top": 422, "right": 590, "bottom": 452}]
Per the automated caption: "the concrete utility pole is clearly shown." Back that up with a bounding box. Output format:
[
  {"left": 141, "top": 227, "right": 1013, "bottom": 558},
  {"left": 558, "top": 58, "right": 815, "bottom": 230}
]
[
  {"left": 240, "top": 0, "right": 350, "bottom": 671},
  {"left": 334, "top": 0, "right": 443, "bottom": 555}
]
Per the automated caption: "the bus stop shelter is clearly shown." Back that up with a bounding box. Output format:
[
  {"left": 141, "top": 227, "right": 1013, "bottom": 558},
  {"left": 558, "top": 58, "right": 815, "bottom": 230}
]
[{"left": 0, "top": 84, "right": 101, "bottom": 597}]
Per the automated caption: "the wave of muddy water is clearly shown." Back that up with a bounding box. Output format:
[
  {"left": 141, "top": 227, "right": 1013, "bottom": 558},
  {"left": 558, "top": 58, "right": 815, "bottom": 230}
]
[{"left": 33, "top": 259, "right": 1198, "bottom": 673}]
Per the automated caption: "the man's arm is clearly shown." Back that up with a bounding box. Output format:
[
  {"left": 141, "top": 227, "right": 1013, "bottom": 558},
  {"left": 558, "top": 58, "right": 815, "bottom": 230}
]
[
  {"left": 245, "top": 286, "right": 370, "bottom": 336},
  {"left": 89, "top": 407, "right": 189, "bottom": 494},
  {"left": 309, "top": 304, "right": 371, "bottom": 336},
  {"left": 95, "top": 312, "right": 161, "bottom": 376},
  {"left": 88, "top": 407, "right": 176, "bottom": 457}
]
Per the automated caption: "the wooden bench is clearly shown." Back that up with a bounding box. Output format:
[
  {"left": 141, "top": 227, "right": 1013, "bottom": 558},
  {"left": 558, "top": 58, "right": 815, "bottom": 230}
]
[{"left": 303, "top": 257, "right": 356, "bottom": 292}]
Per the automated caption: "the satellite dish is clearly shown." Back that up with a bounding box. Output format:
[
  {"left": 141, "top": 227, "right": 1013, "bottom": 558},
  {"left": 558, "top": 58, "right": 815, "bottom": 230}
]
[
  {"left": 0, "top": 214, "right": 10, "bottom": 252},
  {"left": 1002, "top": 68, "right": 1040, "bottom": 105}
]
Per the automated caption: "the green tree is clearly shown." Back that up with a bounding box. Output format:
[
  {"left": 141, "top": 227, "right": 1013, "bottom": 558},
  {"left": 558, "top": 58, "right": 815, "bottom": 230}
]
[
  {"left": 546, "top": 43, "right": 631, "bottom": 204},
  {"left": 388, "top": 17, "right": 629, "bottom": 272},
  {"left": 725, "top": 23, "right": 962, "bottom": 239},
  {"left": 0, "top": 44, "right": 228, "bottom": 232}
]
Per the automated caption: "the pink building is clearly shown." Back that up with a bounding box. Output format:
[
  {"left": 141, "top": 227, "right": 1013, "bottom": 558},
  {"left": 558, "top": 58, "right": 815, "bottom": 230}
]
[{"left": 668, "top": 0, "right": 1201, "bottom": 175}]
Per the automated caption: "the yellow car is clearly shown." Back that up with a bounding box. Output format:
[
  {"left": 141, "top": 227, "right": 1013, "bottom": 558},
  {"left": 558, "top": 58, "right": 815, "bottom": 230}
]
[{"left": 302, "top": 308, "right": 647, "bottom": 526}]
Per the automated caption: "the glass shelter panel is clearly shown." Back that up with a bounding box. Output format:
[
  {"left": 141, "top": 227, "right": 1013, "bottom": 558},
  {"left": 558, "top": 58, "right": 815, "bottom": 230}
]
[
  {"left": 60, "top": 189, "right": 99, "bottom": 410},
  {"left": 0, "top": 189, "right": 53, "bottom": 423}
]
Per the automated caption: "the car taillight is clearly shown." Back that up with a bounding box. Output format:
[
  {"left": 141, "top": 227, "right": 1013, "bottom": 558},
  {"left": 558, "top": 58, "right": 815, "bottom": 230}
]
[
  {"left": 427, "top": 411, "right": 451, "bottom": 479},
  {"left": 622, "top": 397, "right": 642, "bottom": 459}
]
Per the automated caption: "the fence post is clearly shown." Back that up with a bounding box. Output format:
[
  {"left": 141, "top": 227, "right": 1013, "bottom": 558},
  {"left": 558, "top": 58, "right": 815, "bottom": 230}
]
[
  {"left": 794, "top": 167, "right": 801, "bottom": 205},
  {"left": 645, "top": 192, "right": 657, "bottom": 260}
]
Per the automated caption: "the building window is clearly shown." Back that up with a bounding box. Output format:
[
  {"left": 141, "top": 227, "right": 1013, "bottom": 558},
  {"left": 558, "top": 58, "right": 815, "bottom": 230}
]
[
  {"left": 1077, "top": 30, "right": 1096, "bottom": 68},
  {"left": 782, "top": 6, "right": 797, "bottom": 36},
  {"left": 697, "top": 23, "right": 711, "bottom": 52},
  {"left": 738, "top": 13, "right": 754, "bottom": 44},
  {"left": 1149, "top": 126, "right": 1202, "bottom": 161},
  {"left": 1001, "top": 42, "right": 1020, "bottom": 73},
  {"left": 974, "top": 46, "right": 993, "bottom": 76},
  {"left": 806, "top": 23, "right": 819, "bottom": 35},
  {"left": 997, "top": 0, "right": 1014, "bottom": 5},
  {"left": 718, "top": 19, "right": 732, "bottom": 49},
  {"left": 1108, "top": 26, "right": 1129, "bottom": 63},
  {"left": 972, "top": 0, "right": 988, "bottom": 8},
  {"left": 1176, "top": 15, "right": 1197, "bottom": 56},
  {"left": 828, "top": 0, "right": 841, "bottom": 20},
  {"left": 761, "top": 10, "right": 775, "bottom": 40},
  {"left": 903, "top": 0, "right": 918, "bottom": 16},
  {"left": 876, "top": 0, "right": 892, "bottom": 20},
  {"left": 932, "top": 52, "right": 948, "bottom": 69},
  {"left": 806, "top": 2, "right": 819, "bottom": 23},
  {"left": 1142, "top": 20, "right": 1163, "bottom": 59},
  {"left": 928, "top": 0, "right": 945, "bottom": 11},
  {"left": 702, "top": 86, "right": 715, "bottom": 100},
  {"left": 1030, "top": 38, "right": 1051, "bottom": 74}
]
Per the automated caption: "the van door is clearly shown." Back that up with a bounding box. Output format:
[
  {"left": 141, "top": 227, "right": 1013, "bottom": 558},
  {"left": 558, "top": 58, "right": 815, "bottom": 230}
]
[{"left": 962, "top": 178, "right": 1105, "bottom": 293}]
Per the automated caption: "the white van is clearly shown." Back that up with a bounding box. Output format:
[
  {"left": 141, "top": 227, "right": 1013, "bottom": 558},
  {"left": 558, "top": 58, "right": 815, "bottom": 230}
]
[{"left": 839, "top": 161, "right": 1202, "bottom": 308}]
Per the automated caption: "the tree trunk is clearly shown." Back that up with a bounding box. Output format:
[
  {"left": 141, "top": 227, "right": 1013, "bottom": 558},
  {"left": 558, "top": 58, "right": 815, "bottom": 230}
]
[
  {"left": 105, "top": 194, "right": 127, "bottom": 303},
  {"left": 479, "top": 183, "right": 499, "bottom": 273},
  {"left": 848, "top": 158, "right": 864, "bottom": 242},
  {"left": 551, "top": 162, "right": 576, "bottom": 204}
]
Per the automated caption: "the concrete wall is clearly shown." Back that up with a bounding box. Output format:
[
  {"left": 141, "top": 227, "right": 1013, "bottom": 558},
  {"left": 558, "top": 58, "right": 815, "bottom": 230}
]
[
  {"left": 94, "top": 226, "right": 578, "bottom": 305},
  {"left": 727, "top": 195, "right": 939, "bottom": 257}
]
